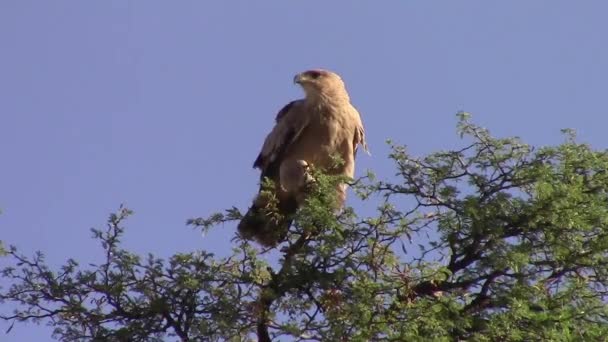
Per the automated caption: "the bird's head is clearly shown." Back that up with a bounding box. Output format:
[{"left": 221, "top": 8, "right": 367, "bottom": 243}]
[{"left": 294, "top": 69, "right": 348, "bottom": 100}]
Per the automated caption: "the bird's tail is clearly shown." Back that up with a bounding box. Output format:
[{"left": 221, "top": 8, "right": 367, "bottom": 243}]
[{"left": 237, "top": 192, "right": 298, "bottom": 247}]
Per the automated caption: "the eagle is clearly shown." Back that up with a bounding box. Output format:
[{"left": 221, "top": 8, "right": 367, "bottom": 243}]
[{"left": 237, "top": 69, "right": 368, "bottom": 246}]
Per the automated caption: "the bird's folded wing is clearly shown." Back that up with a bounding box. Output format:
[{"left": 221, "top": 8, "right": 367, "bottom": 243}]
[
  {"left": 352, "top": 108, "right": 369, "bottom": 156},
  {"left": 253, "top": 100, "right": 309, "bottom": 180}
]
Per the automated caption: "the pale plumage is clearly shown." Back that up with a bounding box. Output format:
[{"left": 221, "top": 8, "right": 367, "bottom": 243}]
[{"left": 238, "top": 69, "right": 368, "bottom": 246}]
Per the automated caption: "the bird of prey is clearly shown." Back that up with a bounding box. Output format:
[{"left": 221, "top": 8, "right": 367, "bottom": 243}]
[{"left": 237, "top": 69, "right": 368, "bottom": 247}]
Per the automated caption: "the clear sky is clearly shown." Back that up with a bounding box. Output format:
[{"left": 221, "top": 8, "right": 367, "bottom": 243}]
[{"left": 1, "top": 1, "right": 607, "bottom": 340}]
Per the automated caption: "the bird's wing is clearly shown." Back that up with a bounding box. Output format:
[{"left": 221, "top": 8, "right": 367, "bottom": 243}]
[
  {"left": 351, "top": 106, "right": 369, "bottom": 156},
  {"left": 253, "top": 100, "right": 309, "bottom": 181}
]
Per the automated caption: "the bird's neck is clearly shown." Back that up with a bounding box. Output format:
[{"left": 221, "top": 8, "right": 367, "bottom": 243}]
[{"left": 305, "top": 91, "right": 350, "bottom": 106}]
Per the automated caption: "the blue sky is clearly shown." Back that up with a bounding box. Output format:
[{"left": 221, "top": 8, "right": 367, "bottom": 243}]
[{"left": 1, "top": 1, "right": 607, "bottom": 340}]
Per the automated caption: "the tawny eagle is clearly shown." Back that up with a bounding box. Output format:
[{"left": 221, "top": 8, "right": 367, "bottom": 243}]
[{"left": 238, "top": 69, "right": 368, "bottom": 246}]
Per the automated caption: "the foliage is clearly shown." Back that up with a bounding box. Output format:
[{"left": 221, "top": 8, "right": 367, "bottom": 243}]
[{"left": 2, "top": 114, "right": 608, "bottom": 341}]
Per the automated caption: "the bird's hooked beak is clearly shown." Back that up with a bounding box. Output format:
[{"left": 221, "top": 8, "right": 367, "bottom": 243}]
[{"left": 294, "top": 73, "right": 304, "bottom": 84}]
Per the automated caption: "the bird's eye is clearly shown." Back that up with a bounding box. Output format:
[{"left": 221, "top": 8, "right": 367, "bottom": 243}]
[{"left": 308, "top": 71, "right": 322, "bottom": 79}]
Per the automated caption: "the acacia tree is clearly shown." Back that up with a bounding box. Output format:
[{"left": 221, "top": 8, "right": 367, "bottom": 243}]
[{"left": 1, "top": 114, "right": 607, "bottom": 341}]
